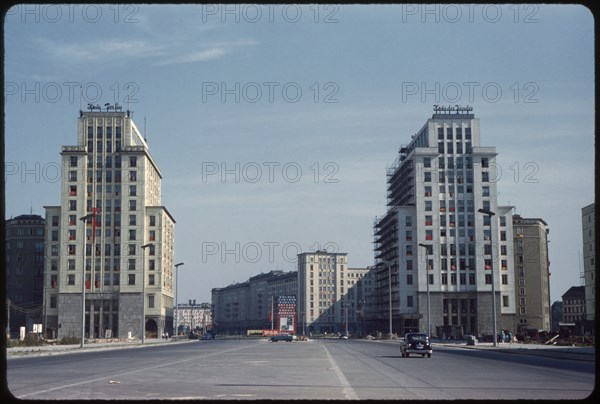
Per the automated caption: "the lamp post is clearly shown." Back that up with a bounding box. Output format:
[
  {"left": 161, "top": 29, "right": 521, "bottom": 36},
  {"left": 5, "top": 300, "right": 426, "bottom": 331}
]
[
  {"left": 174, "top": 262, "right": 184, "bottom": 337},
  {"left": 141, "top": 243, "right": 154, "bottom": 343},
  {"left": 478, "top": 208, "right": 497, "bottom": 347},
  {"left": 379, "top": 259, "right": 393, "bottom": 340},
  {"left": 189, "top": 299, "right": 196, "bottom": 335},
  {"left": 418, "top": 243, "right": 431, "bottom": 337},
  {"left": 79, "top": 213, "right": 95, "bottom": 348}
]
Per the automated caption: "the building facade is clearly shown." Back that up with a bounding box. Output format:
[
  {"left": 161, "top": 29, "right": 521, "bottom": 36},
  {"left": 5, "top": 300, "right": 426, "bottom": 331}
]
[
  {"left": 512, "top": 215, "right": 551, "bottom": 334},
  {"left": 373, "top": 107, "right": 516, "bottom": 338},
  {"left": 5, "top": 214, "right": 45, "bottom": 337},
  {"left": 211, "top": 270, "right": 297, "bottom": 333},
  {"left": 581, "top": 203, "right": 595, "bottom": 326},
  {"left": 297, "top": 251, "right": 371, "bottom": 335},
  {"left": 562, "top": 286, "right": 586, "bottom": 323},
  {"left": 175, "top": 302, "right": 212, "bottom": 335},
  {"left": 44, "top": 107, "right": 176, "bottom": 341}
]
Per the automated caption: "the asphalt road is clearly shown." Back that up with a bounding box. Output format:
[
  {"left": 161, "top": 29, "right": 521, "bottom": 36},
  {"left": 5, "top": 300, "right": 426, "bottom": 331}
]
[{"left": 5, "top": 339, "right": 595, "bottom": 400}]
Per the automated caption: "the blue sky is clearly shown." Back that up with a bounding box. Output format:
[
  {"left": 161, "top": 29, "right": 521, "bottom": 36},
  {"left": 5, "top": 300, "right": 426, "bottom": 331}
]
[{"left": 4, "top": 4, "right": 594, "bottom": 304}]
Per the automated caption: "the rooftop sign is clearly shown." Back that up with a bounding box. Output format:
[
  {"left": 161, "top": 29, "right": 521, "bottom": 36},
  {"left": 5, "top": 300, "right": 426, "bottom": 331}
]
[{"left": 433, "top": 104, "right": 473, "bottom": 114}]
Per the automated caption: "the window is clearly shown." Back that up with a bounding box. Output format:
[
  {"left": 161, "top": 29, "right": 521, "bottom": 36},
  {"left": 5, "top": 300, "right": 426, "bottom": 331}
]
[
  {"left": 128, "top": 244, "right": 136, "bottom": 255},
  {"left": 442, "top": 274, "right": 448, "bottom": 285},
  {"left": 407, "top": 295, "right": 413, "bottom": 307},
  {"left": 502, "top": 295, "right": 509, "bottom": 307},
  {"left": 69, "top": 200, "right": 77, "bottom": 211},
  {"left": 129, "top": 215, "right": 136, "bottom": 226},
  {"left": 129, "top": 171, "right": 137, "bottom": 181},
  {"left": 129, "top": 230, "right": 136, "bottom": 240},
  {"left": 68, "top": 275, "right": 76, "bottom": 285},
  {"left": 128, "top": 274, "right": 136, "bottom": 285},
  {"left": 485, "top": 274, "right": 492, "bottom": 284},
  {"left": 407, "top": 274, "right": 413, "bottom": 285},
  {"left": 68, "top": 259, "right": 76, "bottom": 270},
  {"left": 424, "top": 157, "right": 431, "bottom": 168},
  {"left": 149, "top": 274, "right": 155, "bottom": 286},
  {"left": 482, "top": 172, "right": 489, "bottom": 182},
  {"left": 69, "top": 171, "right": 77, "bottom": 181},
  {"left": 129, "top": 156, "right": 137, "bottom": 168},
  {"left": 502, "top": 274, "right": 508, "bottom": 285},
  {"left": 150, "top": 215, "right": 156, "bottom": 226},
  {"left": 425, "top": 200, "right": 432, "bottom": 211},
  {"left": 148, "top": 294, "right": 155, "bottom": 308},
  {"left": 129, "top": 200, "right": 137, "bottom": 211},
  {"left": 405, "top": 216, "right": 412, "bottom": 227},
  {"left": 128, "top": 259, "right": 136, "bottom": 270},
  {"left": 129, "top": 185, "right": 137, "bottom": 196}
]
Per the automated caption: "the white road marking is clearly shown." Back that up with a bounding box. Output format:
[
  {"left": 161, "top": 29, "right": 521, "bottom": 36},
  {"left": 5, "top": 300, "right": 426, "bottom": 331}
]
[{"left": 321, "top": 344, "right": 359, "bottom": 400}]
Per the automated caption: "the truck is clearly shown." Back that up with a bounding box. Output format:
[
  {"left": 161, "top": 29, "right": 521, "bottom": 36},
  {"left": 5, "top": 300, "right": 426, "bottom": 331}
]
[{"left": 399, "top": 333, "right": 432, "bottom": 358}]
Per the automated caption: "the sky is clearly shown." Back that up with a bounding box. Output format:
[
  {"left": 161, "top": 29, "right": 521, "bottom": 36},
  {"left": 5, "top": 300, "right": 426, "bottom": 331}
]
[{"left": 3, "top": 4, "right": 595, "bottom": 305}]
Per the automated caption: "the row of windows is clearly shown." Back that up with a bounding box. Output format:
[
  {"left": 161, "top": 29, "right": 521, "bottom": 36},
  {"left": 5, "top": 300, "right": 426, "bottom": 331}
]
[
  {"left": 402, "top": 272, "right": 510, "bottom": 286},
  {"left": 437, "top": 126, "right": 472, "bottom": 140},
  {"left": 68, "top": 169, "right": 138, "bottom": 183},
  {"left": 404, "top": 214, "right": 507, "bottom": 227},
  {"left": 51, "top": 214, "right": 157, "bottom": 227},
  {"left": 70, "top": 155, "right": 138, "bottom": 170},
  {"left": 87, "top": 125, "right": 122, "bottom": 139},
  {"left": 424, "top": 185, "right": 490, "bottom": 198},
  {"left": 49, "top": 256, "right": 160, "bottom": 272},
  {"left": 51, "top": 273, "right": 160, "bottom": 289}
]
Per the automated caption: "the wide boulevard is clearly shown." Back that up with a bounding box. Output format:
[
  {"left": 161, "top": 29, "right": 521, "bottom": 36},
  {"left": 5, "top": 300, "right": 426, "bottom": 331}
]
[{"left": 5, "top": 338, "right": 595, "bottom": 400}]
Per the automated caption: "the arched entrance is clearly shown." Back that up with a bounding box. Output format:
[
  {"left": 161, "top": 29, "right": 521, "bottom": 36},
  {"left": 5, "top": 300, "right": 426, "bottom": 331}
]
[{"left": 145, "top": 319, "right": 158, "bottom": 338}]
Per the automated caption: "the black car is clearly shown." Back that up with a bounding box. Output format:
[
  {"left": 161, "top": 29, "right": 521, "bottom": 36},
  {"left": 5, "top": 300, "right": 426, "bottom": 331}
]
[{"left": 400, "top": 333, "right": 432, "bottom": 358}]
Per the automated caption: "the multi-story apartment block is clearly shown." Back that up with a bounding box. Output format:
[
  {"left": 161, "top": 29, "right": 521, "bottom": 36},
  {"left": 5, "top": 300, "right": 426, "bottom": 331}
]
[
  {"left": 175, "top": 302, "right": 212, "bottom": 335},
  {"left": 297, "top": 251, "right": 370, "bottom": 334},
  {"left": 5, "top": 214, "right": 45, "bottom": 337},
  {"left": 581, "top": 203, "right": 595, "bottom": 326},
  {"left": 562, "top": 286, "right": 586, "bottom": 324},
  {"left": 211, "top": 270, "right": 297, "bottom": 332},
  {"left": 512, "top": 215, "right": 551, "bottom": 334},
  {"left": 44, "top": 107, "right": 176, "bottom": 341},
  {"left": 374, "top": 107, "right": 516, "bottom": 338}
]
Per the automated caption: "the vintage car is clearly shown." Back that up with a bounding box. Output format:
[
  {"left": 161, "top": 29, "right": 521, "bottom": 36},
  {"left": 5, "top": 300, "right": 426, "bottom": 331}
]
[
  {"left": 400, "top": 333, "right": 432, "bottom": 358},
  {"left": 270, "top": 333, "right": 294, "bottom": 342}
]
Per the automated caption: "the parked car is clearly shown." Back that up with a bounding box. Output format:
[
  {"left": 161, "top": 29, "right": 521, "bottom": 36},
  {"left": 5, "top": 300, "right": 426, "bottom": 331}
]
[
  {"left": 270, "top": 333, "right": 294, "bottom": 342},
  {"left": 201, "top": 332, "right": 216, "bottom": 340},
  {"left": 400, "top": 333, "right": 432, "bottom": 358}
]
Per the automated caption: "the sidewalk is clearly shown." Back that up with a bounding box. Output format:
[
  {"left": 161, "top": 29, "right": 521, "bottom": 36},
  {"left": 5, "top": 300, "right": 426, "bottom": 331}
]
[{"left": 6, "top": 337, "right": 194, "bottom": 358}]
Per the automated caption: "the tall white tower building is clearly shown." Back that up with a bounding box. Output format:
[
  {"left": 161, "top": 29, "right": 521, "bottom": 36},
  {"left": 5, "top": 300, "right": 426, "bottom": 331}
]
[
  {"left": 374, "top": 106, "right": 515, "bottom": 338},
  {"left": 44, "top": 106, "right": 175, "bottom": 341}
]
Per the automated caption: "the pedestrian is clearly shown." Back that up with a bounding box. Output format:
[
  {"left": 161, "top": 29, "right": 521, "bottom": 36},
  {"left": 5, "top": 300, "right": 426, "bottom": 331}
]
[{"left": 508, "top": 331, "right": 513, "bottom": 344}]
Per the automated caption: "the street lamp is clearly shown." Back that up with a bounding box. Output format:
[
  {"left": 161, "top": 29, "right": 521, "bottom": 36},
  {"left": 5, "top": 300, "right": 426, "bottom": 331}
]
[
  {"left": 174, "top": 262, "right": 184, "bottom": 337},
  {"left": 141, "top": 243, "right": 154, "bottom": 343},
  {"left": 379, "top": 259, "right": 393, "bottom": 340},
  {"left": 79, "top": 213, "right": 95, "bottom": 348},
  {"left": 189, "top": 299, "right": 196, "bottom": 335},
  {"left": 478, "top": 208, "right": 498, "bottom": 347},
  {"left": 418, "top": 243, "right": 431, "bottom": 337}
]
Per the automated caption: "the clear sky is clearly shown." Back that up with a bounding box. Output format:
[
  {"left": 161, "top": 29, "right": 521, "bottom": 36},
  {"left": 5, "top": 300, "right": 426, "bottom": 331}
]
[{"left": 4, "top": 4, "right": 594, "bottom": 305}]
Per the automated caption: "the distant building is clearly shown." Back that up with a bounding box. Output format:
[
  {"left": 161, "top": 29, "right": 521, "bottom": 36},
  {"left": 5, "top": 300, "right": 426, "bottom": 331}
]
[
  {"left": 211, "top": 270, "right": 297, "bottom": 333},
  {"left": 550, "top": 300, "right": 563, "bottom": 333},
  {"left": 175, "top": 302, "right": 212, "bottom": 335},
  {"left": 512, "top": 215, "right": 551, "bottom": 334},
  {"left": 44, "top": 109, "right": 176, "bottom": 341},
  {"left": 297, "top": 251, "right": 372, "bottom": 335},
  {"left": 562, "top": 286, "right": 586, "bottom": 323},
  {"left": 581, "top": 203, "right": 595, "bottom": 331},
  {"left": 5, "top": 214, "right": 45, "bottom": 337}
]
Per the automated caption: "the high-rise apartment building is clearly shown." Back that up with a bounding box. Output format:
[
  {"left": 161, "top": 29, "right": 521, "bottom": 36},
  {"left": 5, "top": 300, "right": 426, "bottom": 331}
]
[
  {"left": 374, "top": 107, "right": 515, "bottom": 338},
  {"left": 297, "top": 251, "right": 369, "bottom": 334},
  {"left": 581, "top": 203, "right": 595, "bottom": 325},
  {"left": 512, "top": 215, "right": 550, "bottom": 333},
  {"left": 44, "top": 107, "right": 175, "bottom": 341},
  {"left": 5, "top": 214, "right": 45, "bottom": 337}
]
